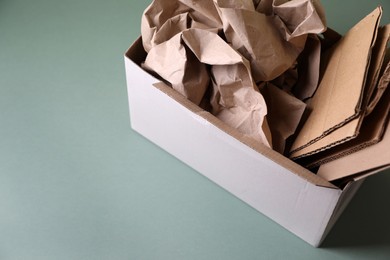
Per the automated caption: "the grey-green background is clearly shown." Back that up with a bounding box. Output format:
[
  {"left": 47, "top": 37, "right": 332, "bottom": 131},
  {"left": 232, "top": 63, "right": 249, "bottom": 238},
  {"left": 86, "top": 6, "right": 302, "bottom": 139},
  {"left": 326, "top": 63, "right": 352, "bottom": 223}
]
[{"left": 1, "top": 0, "right": 389, "bottom": 259}]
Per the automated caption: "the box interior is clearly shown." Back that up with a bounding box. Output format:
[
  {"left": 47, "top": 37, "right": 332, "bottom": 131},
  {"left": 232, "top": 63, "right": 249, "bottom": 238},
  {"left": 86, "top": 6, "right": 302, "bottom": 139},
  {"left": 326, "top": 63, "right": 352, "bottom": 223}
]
[{"left": 126, "top": 37, "right": 340, "bottom": 190}]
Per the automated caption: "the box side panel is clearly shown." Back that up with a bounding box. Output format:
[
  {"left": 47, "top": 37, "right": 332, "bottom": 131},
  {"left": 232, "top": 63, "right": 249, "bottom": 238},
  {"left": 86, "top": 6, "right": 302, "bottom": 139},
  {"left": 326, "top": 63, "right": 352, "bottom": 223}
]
[
  {"left": 319, "top": 179, "right": 365, "bottom": 245},
  {"left": 124, "top": 44, "right": 342, "bottom": 246},
  {"left": 124, "top": 38, "right": 158, "bottom": 128}
]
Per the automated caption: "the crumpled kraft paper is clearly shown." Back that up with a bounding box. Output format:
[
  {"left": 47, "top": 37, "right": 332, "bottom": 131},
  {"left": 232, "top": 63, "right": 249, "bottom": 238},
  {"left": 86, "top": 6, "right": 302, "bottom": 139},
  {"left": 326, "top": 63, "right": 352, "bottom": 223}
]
[
  {"left": 143, "top": 28, "right": 271, "bottom": 146},
  {"left": 214, "top": 0, "right": 326, "bottom": 82},
  {"left": 141, "top": 0, "right": 327, "bottom": 148},
  {"left": 142, "top": 30, "right": 210, "bottom": 106},
  {"left": 260, "top": 82, "right": 306, "bottom": 153},
  {"left": 142, "top": 0, "right": 223, "bottom": 52}
]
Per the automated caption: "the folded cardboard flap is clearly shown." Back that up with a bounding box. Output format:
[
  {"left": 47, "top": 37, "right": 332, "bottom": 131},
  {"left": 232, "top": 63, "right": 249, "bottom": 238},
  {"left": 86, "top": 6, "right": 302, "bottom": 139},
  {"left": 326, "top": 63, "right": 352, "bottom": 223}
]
[
  {"left": 290, "top": 7, "right": 383, "bottom": 157},
  {"left": 297, "top": 84, "right": 390, "bottom": 169},
  {"left": 317, "top": 118, "right": 390, "bottom": 181},
  {"left": 289, "top": 9, "right": 390, "bottom": 178}
]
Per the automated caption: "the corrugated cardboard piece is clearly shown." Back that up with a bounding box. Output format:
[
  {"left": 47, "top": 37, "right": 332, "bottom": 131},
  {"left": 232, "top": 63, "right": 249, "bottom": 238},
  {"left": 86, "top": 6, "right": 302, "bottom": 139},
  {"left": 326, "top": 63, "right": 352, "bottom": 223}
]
[
  {"left": 317, "top": 118, "right": 390, "bottom": 181},
  {"left": 296, "top": 85, "right": 390, "bottom": 169},
  {"left": 290, "top": 8, "right": 383, "bottom": 158},
  {"left": 294, "top": 25, "right": 390, "bottom": 169}
]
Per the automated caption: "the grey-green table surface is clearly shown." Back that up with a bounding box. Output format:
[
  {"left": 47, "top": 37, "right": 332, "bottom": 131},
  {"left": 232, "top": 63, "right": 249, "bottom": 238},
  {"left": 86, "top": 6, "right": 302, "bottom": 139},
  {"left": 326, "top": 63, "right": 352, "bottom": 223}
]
[{"left": 1, "top": 0, "right": 390, "bottom": 259}]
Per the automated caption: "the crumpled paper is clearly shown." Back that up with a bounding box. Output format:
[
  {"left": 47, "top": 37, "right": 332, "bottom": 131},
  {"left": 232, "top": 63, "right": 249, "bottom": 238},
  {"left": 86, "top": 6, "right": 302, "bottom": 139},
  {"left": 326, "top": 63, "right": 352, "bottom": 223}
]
[
  {"left": 214, "top": 0, "right": 326, "bottom": 82},
  {"left": 143, "top": 28, "right": 271, "bottom": 145},
  {"left": 142, "top": 0, "right": 223, "bottom": 52},
  {"left": 259, "top": 82, "right": 306, "bottom": 153},
  {"left": 141, "top": 0, "right": 327, "bottom": 150}
]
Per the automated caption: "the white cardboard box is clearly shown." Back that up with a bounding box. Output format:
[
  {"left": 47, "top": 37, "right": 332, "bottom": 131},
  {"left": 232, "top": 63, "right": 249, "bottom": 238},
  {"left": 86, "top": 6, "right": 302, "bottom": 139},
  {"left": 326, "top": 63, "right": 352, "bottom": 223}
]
[{"left": 124, "top": 37, "right": 364, "bottom": 247}]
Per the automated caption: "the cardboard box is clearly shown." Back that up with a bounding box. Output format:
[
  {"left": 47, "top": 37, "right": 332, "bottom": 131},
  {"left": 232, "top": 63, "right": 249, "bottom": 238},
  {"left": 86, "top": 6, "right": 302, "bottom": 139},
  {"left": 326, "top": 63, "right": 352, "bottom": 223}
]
[{"left": 124, "top": 38, "right": 367, "bottom": 247}]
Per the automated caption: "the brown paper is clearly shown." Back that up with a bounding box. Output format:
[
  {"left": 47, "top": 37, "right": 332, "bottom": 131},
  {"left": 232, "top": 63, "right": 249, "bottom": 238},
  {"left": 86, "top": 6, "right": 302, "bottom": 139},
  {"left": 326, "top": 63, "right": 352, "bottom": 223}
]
[
  {"left": 290, "top": 8, "right": 383, "bottom": 157},
  {"left": 143, "top": 28, "right": 271, "bottom": 146},
  {"left": 271, "top": 63, "right": 298, "bottom": 93},
  {"left": 292, "top": 35, "right": 322, "bottom": 101},
  {"left": 141, "top": 0, "right": 223, "bottom": 52},
  {"left": 214, "top": 0, "right": 326, "bottom": 82},
  {"left": 143, "top": 32, "right": 210, "bottom": 105},
  {"left": 183, "top": 29, "right": 271, "bottom": 145},
  {"left": 269, "top": 34, "right": 322, "bottom": 101},
  {"left": 272, "top": 0, "right": 326, "bottom": 40},
  {"left": 260, "top": 82, "right": 306, "bottom": 154},
  {"left": 255, "top": 0, "right": 273, "bottom": 14},
  {"left": 140, "top": 0, "right": 328, "bottom": 148}
]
